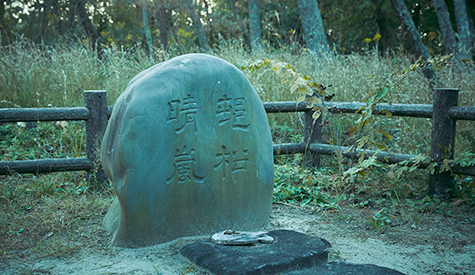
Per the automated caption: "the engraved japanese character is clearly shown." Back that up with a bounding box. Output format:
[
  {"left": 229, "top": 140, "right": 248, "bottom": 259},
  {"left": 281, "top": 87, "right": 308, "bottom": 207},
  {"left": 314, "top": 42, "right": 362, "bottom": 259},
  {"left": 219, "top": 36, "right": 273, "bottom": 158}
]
[
  {"left": 167, "top": 145, "right": 205, "bottom": 184},
  {"left": 215, "top": 95, "right": 250, "bottom": 131},
  {"left": 215, "top": 94, "right": 233, "bottom": 126},
  {"left": 213, "top": 145, "right": 250, "bottom": 180},
  {"left": 167, "top": 94, "right": 201, "bottom": 134},
  {"left": 232, "top": 149, "right": 249, "bottom": 172},
  {"left": 232, "top": 97, "right": 250, "bottom": 130},
  {"left": 213, "top": 145, "right": 231, "bottom": 180}
]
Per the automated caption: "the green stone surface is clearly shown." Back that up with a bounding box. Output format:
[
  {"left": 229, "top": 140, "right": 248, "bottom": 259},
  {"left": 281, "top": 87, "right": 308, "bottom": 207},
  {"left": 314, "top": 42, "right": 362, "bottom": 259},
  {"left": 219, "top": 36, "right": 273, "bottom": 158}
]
[{"left": 101, "top": 54, "right": 274, "bottom": 247}]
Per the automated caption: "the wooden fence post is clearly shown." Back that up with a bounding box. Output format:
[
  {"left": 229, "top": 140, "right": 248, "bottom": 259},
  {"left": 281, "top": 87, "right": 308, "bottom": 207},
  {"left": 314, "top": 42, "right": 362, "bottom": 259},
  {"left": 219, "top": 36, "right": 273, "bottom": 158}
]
[
  {"left": 85, "top": 91, "right": 109, "bottom": 187},
  {"left": 303, "top": 110, "right": 322, "bottom": 168},
  {"left": 429, "top": 88, "right": 458, "bottom": 200}
]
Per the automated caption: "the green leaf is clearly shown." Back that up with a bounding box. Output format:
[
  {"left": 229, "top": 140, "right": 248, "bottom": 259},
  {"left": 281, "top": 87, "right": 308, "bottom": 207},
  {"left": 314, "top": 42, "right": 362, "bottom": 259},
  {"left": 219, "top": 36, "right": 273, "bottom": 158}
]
[
  {"left": 376, "top": 87, "right": 391, "bottom": 100},
  {"left": 306, "top": 96, "right": 317, "bottom": 105},
  {"left": 297, "top": 87, "right": 307, "bottom": 94},
  {"left": 312, "top": 109, "right": 322, "bottom": 120},
  {"left": 377, "top": 129, "right": 393, "bottom": 141}
]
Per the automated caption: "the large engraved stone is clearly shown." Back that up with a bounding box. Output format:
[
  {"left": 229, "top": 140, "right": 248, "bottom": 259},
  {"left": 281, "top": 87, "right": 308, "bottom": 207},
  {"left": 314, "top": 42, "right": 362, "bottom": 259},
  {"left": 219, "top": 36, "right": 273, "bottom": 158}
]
[{"left": 101, "top": 53, "right": 274, "bottom": 247}]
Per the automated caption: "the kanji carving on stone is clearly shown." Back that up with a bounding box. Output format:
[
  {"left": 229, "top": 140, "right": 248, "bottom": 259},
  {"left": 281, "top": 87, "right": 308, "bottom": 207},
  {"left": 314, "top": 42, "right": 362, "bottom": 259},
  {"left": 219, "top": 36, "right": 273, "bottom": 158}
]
[
  {"left": 232, "top": 97, "right": 250, "bottom": 131},
  {"left": 167, "top": 94, "right": 201, "bottom": 134},
  {"left": 215, "top": 95, "right": 250, "bottom": 131},
  {"left": 167, "top": 145, "right": 205, "bottom": 184},
  {"left": 213, "top": 145, "right": 250, "bottom": 180},
  {"left": 216, "top": 94, "right": 233, "bottom": 126}
]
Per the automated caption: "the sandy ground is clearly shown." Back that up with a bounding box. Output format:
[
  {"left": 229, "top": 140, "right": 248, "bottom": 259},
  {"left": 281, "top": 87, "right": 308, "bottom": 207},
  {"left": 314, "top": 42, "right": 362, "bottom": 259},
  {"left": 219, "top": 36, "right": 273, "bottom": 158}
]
[{"left": 2, "top": 203, "right": 474, "bottom": 275}]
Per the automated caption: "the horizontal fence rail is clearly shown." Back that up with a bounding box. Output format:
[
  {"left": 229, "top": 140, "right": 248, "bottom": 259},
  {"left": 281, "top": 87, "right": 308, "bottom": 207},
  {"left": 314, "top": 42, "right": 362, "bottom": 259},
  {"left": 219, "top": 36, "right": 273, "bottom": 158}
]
[
  {"left": 264, "top": 101, "right": 475, "bottom": 120},
  {"left": 274, "top": 143, "right": 475, "bottom": 176},
  {"left": 0, "top": 91, "right": 108, "bottom": 183},
  {"left": 1, "top": 89, "right": 474, "bottom": 198},
  {"left": 0, "top": 107, "right": 90, "bottom": 122},
  {"left": 6, "top": 102, "right": 473, "bottom": 122},
  {"left": 0, "top": 158, "right": 92, "bottom": 174}
]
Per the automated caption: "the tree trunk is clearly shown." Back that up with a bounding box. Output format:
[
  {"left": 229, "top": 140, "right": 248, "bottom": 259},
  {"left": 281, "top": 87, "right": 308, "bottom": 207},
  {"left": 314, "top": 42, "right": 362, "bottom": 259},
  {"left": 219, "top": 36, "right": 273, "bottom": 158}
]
[
  {"left": 75, "top": 0, "right": 102, "bottom": 57},
  {"left": 297, "top": 0, "right": 330, "bottom": 56},
  {"left": 466, "top": 0, "right": 475, "bottom": 47},
  {"left": 201, "top": 0, "right": 213, "bottom": 45},
  {"left": 33, "top": 1, "right": 46, "bottom": 43},
  {"left": 454, "top": 0, "right": 472, "bottom": 59},
  {"left": 371, "top": 0, "right": 396, "bottom": 53},
  {"left": 156, "top": 6, "right": 168, "bottom": 51},
  {"left": 184, "top": 0, "right": 211, "bottom": 52},
  {"left": 277, "top": 2, "right": 290, "bottom": 46},
  {"left": 51, "top": 0, "right": 66, "bottom": 36},
  {"left": 433, "top": 0, "right": 457, "bottom": 55},
  {"left": 390, "top": 0, "right": 440, "bottom": 89},
  {"left": 0, "top": 2, "right": 5, "bottom": 43},
  {"left": 229, "top": 0, "right": 249, "bottom": 45},
  {"left": 68, "top": 0, "right": 76, "bottom": 30},
  {"left": 6, "top": 0, "right": 18, "bottom": 37},
  {"left": 142, "top": 4, "right": 153, "bottom": 60},
  {"left": 248, "top": 0, "right": 262, "bottom": 51},
  {"left": 0, "top": 3, "right": 3, "bottom": 44}
]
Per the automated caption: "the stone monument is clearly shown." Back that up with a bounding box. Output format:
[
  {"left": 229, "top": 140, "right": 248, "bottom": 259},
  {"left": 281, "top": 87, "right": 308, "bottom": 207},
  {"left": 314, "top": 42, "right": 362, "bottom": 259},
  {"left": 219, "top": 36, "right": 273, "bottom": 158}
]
[{"left": 101, "top": 54, "right": 274, "bottom": 247}]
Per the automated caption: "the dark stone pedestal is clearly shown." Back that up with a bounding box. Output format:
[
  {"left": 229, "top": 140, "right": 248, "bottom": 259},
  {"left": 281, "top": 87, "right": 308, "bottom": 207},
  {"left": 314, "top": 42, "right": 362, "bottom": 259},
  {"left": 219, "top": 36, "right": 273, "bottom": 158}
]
[
  {"left": 180, "top": 230, "right": 330, "bottom": 275},
  {"left": 284, "top": 261, "right": 406, "bottom": 275},
  {"left": 180, "top": 229, "right": 406, "bottom": 275}
]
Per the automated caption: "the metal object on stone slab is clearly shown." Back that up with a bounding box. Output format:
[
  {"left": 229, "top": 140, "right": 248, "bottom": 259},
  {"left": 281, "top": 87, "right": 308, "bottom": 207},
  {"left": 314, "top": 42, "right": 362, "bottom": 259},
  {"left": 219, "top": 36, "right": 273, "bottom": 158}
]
[{"left": 212, "top": 230, "right": 274, "bottom": 245}]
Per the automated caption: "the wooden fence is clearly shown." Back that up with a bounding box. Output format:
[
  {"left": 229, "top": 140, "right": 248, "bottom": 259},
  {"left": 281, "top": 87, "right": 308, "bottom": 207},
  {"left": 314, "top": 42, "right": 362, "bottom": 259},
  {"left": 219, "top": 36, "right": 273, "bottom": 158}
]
[{"left": 1, "top": 89, "right": 474, "bottom": 198}]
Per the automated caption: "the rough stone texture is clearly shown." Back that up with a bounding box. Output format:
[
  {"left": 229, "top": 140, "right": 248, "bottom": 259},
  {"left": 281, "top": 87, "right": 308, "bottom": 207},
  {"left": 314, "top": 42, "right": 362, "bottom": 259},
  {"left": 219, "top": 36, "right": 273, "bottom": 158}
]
[
  {"left": 101, "top": 54, "right": 274, "bottom": 247},
  {"left": 284, "top": 261, "right": 406, "bottom": 275},
  {"left": 179, "top": 230, "right": 330, "bottom": 275}
]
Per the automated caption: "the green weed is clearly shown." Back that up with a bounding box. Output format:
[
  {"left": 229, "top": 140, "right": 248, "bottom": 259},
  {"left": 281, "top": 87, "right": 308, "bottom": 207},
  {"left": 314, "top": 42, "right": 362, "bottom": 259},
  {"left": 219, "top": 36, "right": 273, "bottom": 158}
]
[{"left": 368, "top": 207, "right": 393, "bottom": 232}]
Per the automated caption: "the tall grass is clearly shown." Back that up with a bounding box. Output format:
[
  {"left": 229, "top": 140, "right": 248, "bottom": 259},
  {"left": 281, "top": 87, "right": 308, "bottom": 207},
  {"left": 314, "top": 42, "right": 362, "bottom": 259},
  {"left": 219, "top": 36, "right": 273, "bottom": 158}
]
[
  {"left": 1, "top": 39, "right": 473, "bottom": 106},
  {"left": 0, "top": 39, "right": 474, "bottom": 177}
]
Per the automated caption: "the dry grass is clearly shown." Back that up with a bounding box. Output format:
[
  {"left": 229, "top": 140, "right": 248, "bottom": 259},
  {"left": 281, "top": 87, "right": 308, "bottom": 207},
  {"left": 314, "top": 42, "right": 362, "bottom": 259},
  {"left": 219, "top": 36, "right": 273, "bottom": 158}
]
[{"left": 0, "top": 173, "right": 114, "bottom": 262}]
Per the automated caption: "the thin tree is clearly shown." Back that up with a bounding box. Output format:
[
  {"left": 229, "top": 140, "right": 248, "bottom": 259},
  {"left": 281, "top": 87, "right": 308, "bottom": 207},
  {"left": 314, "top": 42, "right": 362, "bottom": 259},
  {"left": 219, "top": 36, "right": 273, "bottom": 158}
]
[
  {"left": 249, "top": 0, "right": 262, "bottom": 51},
  {"left": 454, "top": 0, "right": 473, "bottom": 59},
  {"left": 433, "top": 0, "right": 457, "bottom": 55},
  {"left": 228, "top": 0, "right": 249, "bottom": 45},
  {"left": 201, "top": 0, "right": 214, "bottom": 45},
  {"left": 141, "top": 3, "right": 154, "bottom": 60},
  {"left": 390, "top": 0, "right": 440, "bottom": 89},
  {"left": 6, "top": 0, "right": 18, "bottom": 38},
  {"left": 368, "top": 0, "right": 398, "bottom": 53},
  {"left": 32, "top": 1, "right": 47, "bottom": 43},
  {"left": 68, "top": 0, "right": 77, "bottom": 31},
  {"left": 156, "top": 5, "right": 168, "bottom": 51},
  {"left": 184, "top": 0, "right": 211, "bottom": 52},
  {"left": 74, "top": 0, "right": 102, "bottom": 58},
  {"left": 297, "top": 0, "right": 330, "bottom": 56},
  {"left": 466, "top": 0, "right": 475, "bottom": 47},
  {"left": 0, "top": 3, "right": 5, "bottom": 43}
]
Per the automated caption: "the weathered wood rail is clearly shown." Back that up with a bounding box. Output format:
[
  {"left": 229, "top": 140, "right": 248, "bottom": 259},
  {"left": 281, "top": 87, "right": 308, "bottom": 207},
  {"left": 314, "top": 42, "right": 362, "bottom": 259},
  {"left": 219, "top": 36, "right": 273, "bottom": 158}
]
[
  {"left": 1, "top": 89, "right": 474, "bottom": 198},
  {"left": 0, "top": 91, "right": 109, "bottom": 183}
]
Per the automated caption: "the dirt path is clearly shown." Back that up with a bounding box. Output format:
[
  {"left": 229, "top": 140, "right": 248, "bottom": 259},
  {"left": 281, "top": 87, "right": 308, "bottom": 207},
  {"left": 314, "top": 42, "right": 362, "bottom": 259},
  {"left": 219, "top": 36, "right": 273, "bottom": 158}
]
[{"left": 2, "top": 203, "right": 474, "bottom": 275}]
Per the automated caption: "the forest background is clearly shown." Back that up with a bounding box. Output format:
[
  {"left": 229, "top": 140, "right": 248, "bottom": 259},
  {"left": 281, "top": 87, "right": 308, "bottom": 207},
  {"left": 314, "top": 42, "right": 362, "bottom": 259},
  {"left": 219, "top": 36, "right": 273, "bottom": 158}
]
[
  {"left": 1, "top": 1, "right": 475, "bottom": 262},
  {"left": 1, "top": 0, "right": 475, "bottom": 56}
]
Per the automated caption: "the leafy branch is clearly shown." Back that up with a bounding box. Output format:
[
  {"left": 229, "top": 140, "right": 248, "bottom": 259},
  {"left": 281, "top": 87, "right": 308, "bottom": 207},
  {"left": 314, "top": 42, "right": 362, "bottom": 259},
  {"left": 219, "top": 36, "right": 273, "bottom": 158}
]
[{"left": 242, "top": 58, "right": 329, "bottom": 120}]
